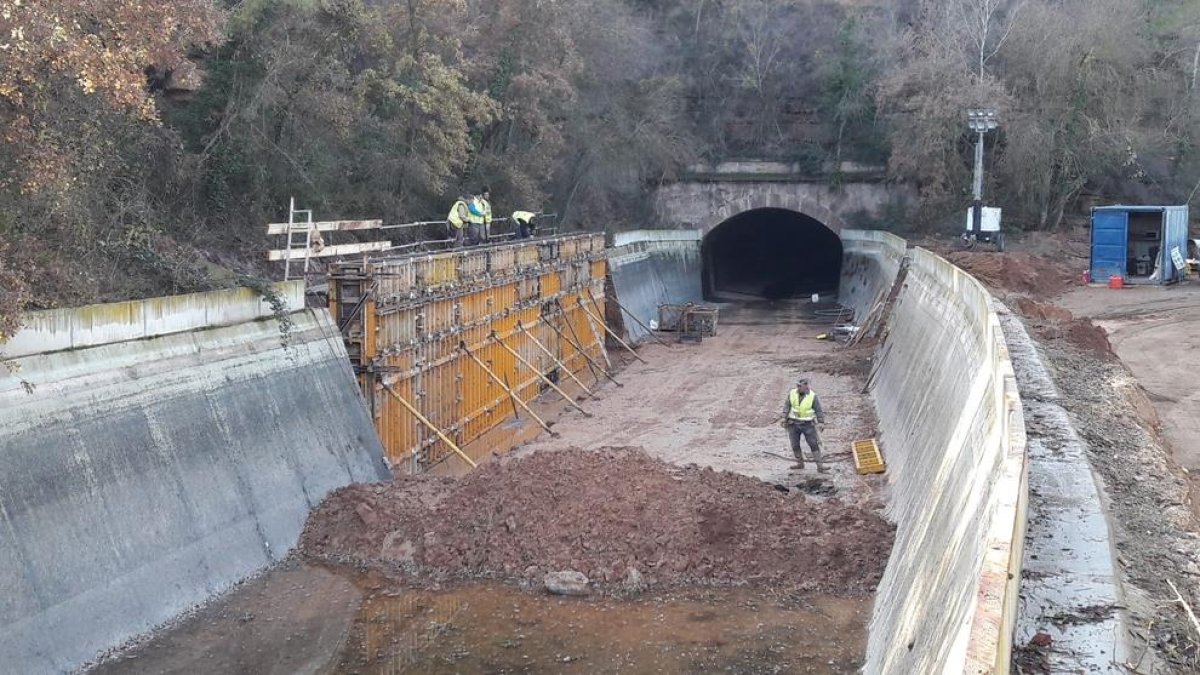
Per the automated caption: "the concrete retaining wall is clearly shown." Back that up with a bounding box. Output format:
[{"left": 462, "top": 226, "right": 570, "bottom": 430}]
[
  {"left": 607, "top": 230, "right": 704, "bottom": 342},
  {"left": 0, "top": 284, "right": 389, "bottom": 674},
  {"left": 843, "top": 234, "right": 1026, "bottom": 673},
  {"left": 837, "top": 229, "right": 907, "bottom": 323}
]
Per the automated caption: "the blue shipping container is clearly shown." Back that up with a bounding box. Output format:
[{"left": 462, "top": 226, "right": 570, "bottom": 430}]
[{"left": 1090, "top": 205, "right": 1190, "bottom": 285}]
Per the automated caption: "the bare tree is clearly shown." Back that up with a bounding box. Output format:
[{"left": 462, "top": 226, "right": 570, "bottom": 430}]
[{"left": 949, "top": 0, "right": 1025, "bottom": 83}]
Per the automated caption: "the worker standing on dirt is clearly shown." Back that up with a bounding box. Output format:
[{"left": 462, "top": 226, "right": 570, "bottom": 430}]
[{"left": 781, "top": 378, "right": 827, "bottom": 473}]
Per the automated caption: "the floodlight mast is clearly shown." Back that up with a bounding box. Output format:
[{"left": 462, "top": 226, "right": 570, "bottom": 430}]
[{"left": 966, "top": 109, "right": 998, "bottom": 235}]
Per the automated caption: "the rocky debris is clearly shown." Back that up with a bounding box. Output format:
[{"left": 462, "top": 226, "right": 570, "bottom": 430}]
[
  {"left": 622, "top": 567, "right": 645, "bottom": 592},
  {"left": 1012, "top": 633, "right": 1052, "bottom": 674},
  {"left": 300, "top": 448, "right": 894, "bottom": 594},
  {"left": 543, "top": 570, "right": 590, "bottom": 596}
]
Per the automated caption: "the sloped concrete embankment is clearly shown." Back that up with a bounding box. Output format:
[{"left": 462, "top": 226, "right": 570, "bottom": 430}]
[
  {"left": 837, "top": 229, "right": 907, "bottom": 322},
  {"left": 0, "top": 284, "right": 389, "bottom": 674},
  {"left": 607, "top": 229, "right": 703, "bottom": 342},
  {"left": 842, "top": 232, "right": 1027, "bottom": 673}
]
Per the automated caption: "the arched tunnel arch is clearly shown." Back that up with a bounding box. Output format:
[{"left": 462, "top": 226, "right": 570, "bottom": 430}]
[{"left": 701, "top": 208, "right": 843, "bottom": 301}]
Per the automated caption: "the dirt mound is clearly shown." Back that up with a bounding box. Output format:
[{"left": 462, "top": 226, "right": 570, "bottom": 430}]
[
  {"left": 1063, "top": 320, "right": 1115, "bottom": 358},
  {"left": 1034, "top": 319, "right": 1115, "bottom": 359},
  {"left": 944, "top": 251, "right": 1077, "bottom": 298},
  {"left": 1012, "top": 296, "right": 1074, "bottom": 322},
  {"left": 301, "top": 448, "right": 894, "bottom": 594}
]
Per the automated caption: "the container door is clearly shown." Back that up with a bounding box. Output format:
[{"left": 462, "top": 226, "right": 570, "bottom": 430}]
[
  {"left": 1162, "top": 206, "right": 1189, "bottom": 282},
  {"left": 1090, "top": 210, "right": 1128, "bottom": 281}
]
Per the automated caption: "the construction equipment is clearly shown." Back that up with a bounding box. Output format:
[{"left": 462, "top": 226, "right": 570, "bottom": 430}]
[
  {"left": 852, "top": 438, "right": 886, "bottom": 474},
  {"left": 267, "top": 199, "right": 388, "bottom": 280},
  {"left": 657, "top": 303, "right": 719, "bottom": 342}
]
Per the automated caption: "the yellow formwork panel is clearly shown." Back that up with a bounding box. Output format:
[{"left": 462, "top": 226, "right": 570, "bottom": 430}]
[
  {"left": 516, "top": 245, "right": 540, "bottom": 267},
  {"left": 329, "top": 234, "right": 608, "bottom": 469},
  {"left": 490, "top": 246, "right": 516, "bottom": 273},
  {"left": 852, "top": 439, "right": 886, "bottom": 474}
]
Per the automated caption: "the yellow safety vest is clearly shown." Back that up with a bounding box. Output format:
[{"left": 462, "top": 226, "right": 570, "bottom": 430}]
[
  {"left": 447, "top": 200, "right": 468, "bottom": 229},
  {"left": 481, "top": 198, "right": 493, "bottom": 225},
  {"left": 512, "top": 210, "right": 536, "bottom": 224},
  {"left": 788, "top": 389, "right": 816, "bottom": 421},
  {"left": 466, "top": 197, "right": 487, "bottom": 225}
]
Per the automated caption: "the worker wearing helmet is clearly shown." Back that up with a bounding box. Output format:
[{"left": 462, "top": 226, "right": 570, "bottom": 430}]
[
  {"left": 446, "top": 195, "right": 470, "bottom": 248},
  {"left": 780, "top": 377, "right": 827, "bottom": 472},
  {"left": 511, "top": 210, "right": 537, "bottom": 239}
]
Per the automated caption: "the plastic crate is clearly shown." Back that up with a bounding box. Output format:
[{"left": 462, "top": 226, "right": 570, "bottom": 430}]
[{"left": 852, "top": 439, "right": 886, "bottom": 474}]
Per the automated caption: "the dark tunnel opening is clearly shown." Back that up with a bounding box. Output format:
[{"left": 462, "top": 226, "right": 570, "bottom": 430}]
[{"left": 701, "top": 208, "right": 843, "bottom": 301}]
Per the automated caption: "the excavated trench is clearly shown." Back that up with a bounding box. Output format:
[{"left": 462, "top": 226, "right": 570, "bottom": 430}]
[
  {"left": 46, "top": 226, "right": 1025, "bottom": 675},
  {"left": 702, "top": 208, "right": 843, "bottom": 301}
]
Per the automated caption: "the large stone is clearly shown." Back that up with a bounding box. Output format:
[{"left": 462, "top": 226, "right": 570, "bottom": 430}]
[
  {"left": 623, "top": 567, "right": 646, "bottom": 592},
  {"left": 543, "top": 570, "right": 591, "bottom": 596}
]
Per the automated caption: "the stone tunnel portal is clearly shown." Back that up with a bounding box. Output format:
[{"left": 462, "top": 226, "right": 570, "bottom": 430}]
[{"left": 701, "top": 208, "right": 843, "bottom": 301}]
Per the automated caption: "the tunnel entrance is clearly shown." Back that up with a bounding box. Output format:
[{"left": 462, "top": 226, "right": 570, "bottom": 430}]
[{"left": 702, "top": 208, "right": 843, "bottom": 301}]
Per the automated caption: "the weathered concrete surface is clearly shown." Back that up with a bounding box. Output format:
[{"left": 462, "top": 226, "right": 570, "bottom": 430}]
[
  {"left": 90, "top": 563, "right": 361, "bottom": 675},
  {"left": 2, "top": 283, "right": 305, "bottom": 359},
  {"left": 837, "top": 229, "right": 906, "bottom": 323},
  {"left": 0, "top": 286, "right": 388, "bottom": 674},
  {"left": 844, "top": 239, "right": 1026, "bottom": 674},
  {"left": 607, "top": 230, "right": 703, "bottom": 342},
  {"left": 997, "top": 308, "right": 1127, "bottom": 672},
  {"left": 652, "top": 176, "right": 915, "bottom": 234}
]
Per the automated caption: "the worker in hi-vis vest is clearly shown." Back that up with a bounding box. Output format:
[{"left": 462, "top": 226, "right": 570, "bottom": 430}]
[
  {"left": 447, "top": 195, "right": 470, "bottom": 248},
  {"left": 465, "top": 192, "right": 487, "bottom": 246},
  {"left": 511, "top": 210, "right": 537, "bottom": 239},
  {"left": 780, "top": 377, "right": 826, "bottom": 472}
]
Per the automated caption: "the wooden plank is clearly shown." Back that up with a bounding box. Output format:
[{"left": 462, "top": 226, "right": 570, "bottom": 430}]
[
  {"left": 265, "top": 219, "right": 383, "bottom": 235},
  {"left": 267, "top": 241, "right": 391, "bottom": 261}
]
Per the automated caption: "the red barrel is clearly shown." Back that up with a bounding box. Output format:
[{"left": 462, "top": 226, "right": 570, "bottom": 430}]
[{"left": 1108, "top": 275, "right": 1124, "bottom": 289}]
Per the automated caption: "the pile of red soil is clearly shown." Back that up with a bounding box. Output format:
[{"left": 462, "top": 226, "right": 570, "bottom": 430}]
[
  {"left": 944, "top": 251, "right": 1078, "bottom": 299},
  {"left": 301, "top": 448, "right": 894, "bottom": 594},
  {"left": 1012, "top": 296, "right": 1074, "bottom": 322},
  {"left": 1030, "top": 317, "right": 1115, "bottom": 359},
  {"left": 1062, "top": 319, "right": 1115, "bottom": 358}
]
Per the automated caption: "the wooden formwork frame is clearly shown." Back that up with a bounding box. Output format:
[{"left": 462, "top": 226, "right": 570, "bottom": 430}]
[{"left": 329, "top": 234, "right": 608, "bottom": 472}]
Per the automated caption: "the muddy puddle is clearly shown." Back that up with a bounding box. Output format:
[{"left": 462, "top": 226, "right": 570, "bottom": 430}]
[
  {"left": 92, "top": 563, "right": 868, "bottom": 675},
  {"left": 340, "top": 581, "right": 867, "bottom": 674}
]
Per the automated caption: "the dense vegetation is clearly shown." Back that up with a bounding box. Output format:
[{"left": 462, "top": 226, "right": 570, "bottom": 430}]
[{"left": 0, "top": 0, "right": 1198, "bottom": 324}]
